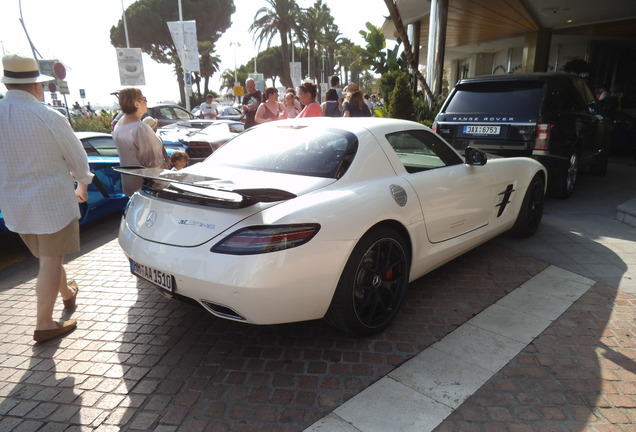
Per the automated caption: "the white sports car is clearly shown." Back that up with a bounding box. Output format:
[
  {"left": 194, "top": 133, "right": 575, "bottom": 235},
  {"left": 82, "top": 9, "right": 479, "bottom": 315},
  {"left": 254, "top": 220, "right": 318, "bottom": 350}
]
[{"left": 117, "top": 118, "right": 546, "bottom": 336}]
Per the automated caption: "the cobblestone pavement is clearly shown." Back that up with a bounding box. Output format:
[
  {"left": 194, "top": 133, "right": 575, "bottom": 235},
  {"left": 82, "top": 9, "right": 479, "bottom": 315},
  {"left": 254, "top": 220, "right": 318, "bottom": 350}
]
[
  {"left": 434, "top": 280, "right": 636, "bottom": 432},
  {"left": 0, "top": 237, "right": 547, "bottom": 432},
  {"left": 0, "top": 157, "right": 634, "bottom": 431}
]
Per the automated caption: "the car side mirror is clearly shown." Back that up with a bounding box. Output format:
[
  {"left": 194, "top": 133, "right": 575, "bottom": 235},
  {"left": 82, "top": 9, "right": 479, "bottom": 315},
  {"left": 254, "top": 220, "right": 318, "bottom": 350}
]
[{"left": 465, "top": 147, "right": 487, "bottom": 166}]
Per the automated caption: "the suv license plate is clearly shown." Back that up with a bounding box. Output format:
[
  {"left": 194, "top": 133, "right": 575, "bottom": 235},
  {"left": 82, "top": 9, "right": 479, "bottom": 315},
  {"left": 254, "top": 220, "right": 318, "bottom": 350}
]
[
  {"left": 464, "top": 125, "right": 500, "bottom": 135},
  {"left": 131, "top": 260, "right": 174, "bottom": 292}
]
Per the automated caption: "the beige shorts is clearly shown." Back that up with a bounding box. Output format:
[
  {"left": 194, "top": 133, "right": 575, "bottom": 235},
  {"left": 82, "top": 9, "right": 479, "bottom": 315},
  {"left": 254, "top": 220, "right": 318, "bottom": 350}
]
[{"left": 19, "top": 219, "right": 80, "bottom": 258}]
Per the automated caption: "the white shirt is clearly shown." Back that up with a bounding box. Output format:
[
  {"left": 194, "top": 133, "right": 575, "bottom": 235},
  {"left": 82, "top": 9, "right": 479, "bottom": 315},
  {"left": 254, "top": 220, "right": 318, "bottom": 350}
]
[
  {"left": 0, "top": 90, "right": 94, "bottom": 234},
  {"left": 200, "top": 101, "right": 218, "bottom": 118}
]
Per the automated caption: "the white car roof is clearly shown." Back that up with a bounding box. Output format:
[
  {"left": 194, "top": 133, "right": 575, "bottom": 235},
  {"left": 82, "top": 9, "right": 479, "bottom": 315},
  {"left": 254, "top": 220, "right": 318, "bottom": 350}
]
[{"left": 256, "top": 117, "right": 429, "bottom": 135}]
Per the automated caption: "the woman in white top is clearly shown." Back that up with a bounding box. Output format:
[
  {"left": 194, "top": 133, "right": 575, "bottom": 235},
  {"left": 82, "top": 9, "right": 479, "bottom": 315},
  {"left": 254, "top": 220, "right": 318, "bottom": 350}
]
[
  {"left": 283, "top": 92, "right": 300, "bottom": 118},
  {"left": 113, "top": 88, "right": 168, "bottom": 196}
]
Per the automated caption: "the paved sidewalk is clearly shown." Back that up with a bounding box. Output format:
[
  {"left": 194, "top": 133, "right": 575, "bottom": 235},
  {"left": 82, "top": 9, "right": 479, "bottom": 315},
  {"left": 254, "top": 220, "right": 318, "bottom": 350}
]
[{"left": 0, "top": 157, "right": 634, "bottom": 431}]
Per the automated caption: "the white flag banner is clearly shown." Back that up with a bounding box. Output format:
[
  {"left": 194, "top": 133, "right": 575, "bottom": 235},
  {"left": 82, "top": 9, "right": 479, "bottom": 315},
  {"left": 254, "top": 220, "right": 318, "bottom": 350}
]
[
  {"left": 290, "top": 62, "right": 302, "bottom": 89},
  {"left": 167, "top": 20, "right": 200, "bottom": 73},
  {"left": 115, "top": 48, "right": 146, "bottom": 86}
]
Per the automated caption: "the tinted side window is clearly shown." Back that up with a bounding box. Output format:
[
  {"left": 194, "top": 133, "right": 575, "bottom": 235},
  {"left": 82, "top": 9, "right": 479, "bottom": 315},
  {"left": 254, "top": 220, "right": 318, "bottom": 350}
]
[
  {"left": 445, "top": 81, "right": 543, "bottom": 116},
  {"left": 174, "top": 107, "right": 192, "bottom": 120},
  {"left": 573, "top": 79, "right": 600, "bottom": 114},
  {"left": 544, "top": 78, "right": 587, "bottom": 112},
  {"left": 82, "top": 140, "right": 98, "bottom": 156},
  {"left": 386, "top": 130, "right": 462, "bottom": 173},
  {"left": 86, "top": 137, "right": 118, "bottom": 157}
]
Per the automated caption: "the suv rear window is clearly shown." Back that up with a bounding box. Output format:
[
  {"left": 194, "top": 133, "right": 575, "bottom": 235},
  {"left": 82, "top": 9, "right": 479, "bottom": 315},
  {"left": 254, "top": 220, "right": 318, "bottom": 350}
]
[{"left": 445, "top": 80, "right": 544, "bottom": 116}]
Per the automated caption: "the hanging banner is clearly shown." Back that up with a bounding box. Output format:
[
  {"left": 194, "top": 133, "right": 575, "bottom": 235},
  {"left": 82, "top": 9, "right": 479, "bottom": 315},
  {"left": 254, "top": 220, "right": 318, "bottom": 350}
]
[
  {"left": 116, "top": 48, "right": 146, "bottom": 86},
  {"left": 167, "top": 20, "right": 200, "bottom": 73},
  {"left": 290, "top": 62, "right": 302, "bottom": 89}
]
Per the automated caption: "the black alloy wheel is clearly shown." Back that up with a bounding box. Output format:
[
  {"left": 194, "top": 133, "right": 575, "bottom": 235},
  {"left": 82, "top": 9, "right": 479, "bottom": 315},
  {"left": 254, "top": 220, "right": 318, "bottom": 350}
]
[
  {"left": 548, "top": 152, "right": 578, "bottom": 199},
  {"left": 326, "top": 227, "right": 410, "bottom": 336},
  {"left": 510, "top": 174, "right": 545, "bottom": 238}
]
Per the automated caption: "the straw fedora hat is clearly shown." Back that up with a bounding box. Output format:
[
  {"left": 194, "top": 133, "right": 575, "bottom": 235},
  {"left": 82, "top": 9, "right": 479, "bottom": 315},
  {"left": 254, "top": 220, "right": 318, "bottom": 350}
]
[
  {"left": 343, "top": 83, "right": 361, "bottom": 96},
  {"left": 2, "top": 53, "right": 53, "bottom": 84}
]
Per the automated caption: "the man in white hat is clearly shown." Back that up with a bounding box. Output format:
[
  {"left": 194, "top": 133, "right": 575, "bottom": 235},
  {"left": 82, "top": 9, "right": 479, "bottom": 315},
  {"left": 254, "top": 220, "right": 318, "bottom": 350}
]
[{"left": 0, "top": 53, "right": 94, "bottom": 343}]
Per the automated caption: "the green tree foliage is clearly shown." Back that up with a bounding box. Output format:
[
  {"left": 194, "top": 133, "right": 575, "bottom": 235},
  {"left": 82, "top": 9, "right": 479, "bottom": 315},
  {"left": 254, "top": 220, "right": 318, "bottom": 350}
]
[
  {"left": 323, "top": 22, "right": 342, "bottom": 78},
  {"left": 194, "top": 40, "right": 221, "bottom": 97},
  {"left": 220, "top": 66, "right": 249, "bottom": 94},
  {"left": 110, "top": 0, "right": 234, "bottom": 103},
  {"left": 378, "top": 70, "right": 404, "bottom": 105},
  {"left": 354, "top": 22, "right": 406, "bottom": 83},
  {"left": 359, "top": 71, "right": 376, "bottom": 94},
  {"left": 71, "top": 113, "right": 112, "bottom": 133},
  {"left": 563, "top": 57, "right": 590, "bottom": 76},
  {"left": 250, "top": 0, "right": 301, "bottom": 89},
  {"left": 335, "top": 38, "right": 359, "bottom": 84},
  {"left": 298, "top": 0, "right": 335, "bottom": 83},
  {"left": 356, "top": 23, "right": 387, "bottom": 74},
  {"left": 387, "top": 74, "right": 414, "bottom": 121},
  {"left": 257, "top": 46, "right": 284, "bottom": 87},
  {"left": 219, "top": 45, "right": 308, "bottom": 94}
]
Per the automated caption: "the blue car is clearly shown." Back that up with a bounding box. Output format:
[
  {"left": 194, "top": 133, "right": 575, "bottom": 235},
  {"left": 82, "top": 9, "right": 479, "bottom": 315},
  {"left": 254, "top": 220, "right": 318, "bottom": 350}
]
[{"left": 0, "top": 132, "right": 128, "bottom": 231}]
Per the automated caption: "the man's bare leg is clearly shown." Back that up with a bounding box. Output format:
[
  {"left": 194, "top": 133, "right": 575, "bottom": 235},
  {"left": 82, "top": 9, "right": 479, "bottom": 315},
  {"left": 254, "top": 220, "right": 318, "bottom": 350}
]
[
  {"left": 35, "top": 255, "right": 65, "bottom": 331},
  {"left": 59, "top": 266, "right": 76, "bottom": 301}
]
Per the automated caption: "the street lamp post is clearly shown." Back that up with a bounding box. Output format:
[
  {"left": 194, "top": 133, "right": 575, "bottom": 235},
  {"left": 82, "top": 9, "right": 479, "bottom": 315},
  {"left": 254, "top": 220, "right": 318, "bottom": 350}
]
[{"left": 230, "top": 42, "right": 241, "bottom": 104}]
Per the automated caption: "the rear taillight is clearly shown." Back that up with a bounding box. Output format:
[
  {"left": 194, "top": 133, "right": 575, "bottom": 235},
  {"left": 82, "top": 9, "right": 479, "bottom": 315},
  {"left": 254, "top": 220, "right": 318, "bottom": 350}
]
[
  {"left": 432, "top": 121, "right": 438, "bottom": 133},
  {"left": 534, "top": 123, "right": 553, "bottom": 150},
  {"left": 211, "top": 224, "right": 320, "bottom": 255}
]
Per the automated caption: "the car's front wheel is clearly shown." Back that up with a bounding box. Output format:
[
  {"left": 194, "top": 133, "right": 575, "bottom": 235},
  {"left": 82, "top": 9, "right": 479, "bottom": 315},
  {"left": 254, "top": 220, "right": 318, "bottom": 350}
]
[{"left": 325, "top": 227, "right": 410, "bottom": 336}]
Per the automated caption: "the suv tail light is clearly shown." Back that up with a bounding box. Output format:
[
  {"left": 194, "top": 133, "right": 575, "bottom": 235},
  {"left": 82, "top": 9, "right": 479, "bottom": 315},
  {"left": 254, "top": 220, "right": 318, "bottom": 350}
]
[
  {"left": 534, "top": 123, "right": 553, "bottom": 150},
  {"left": 431, "top": 121, "right": 438, "bottom": 133}
]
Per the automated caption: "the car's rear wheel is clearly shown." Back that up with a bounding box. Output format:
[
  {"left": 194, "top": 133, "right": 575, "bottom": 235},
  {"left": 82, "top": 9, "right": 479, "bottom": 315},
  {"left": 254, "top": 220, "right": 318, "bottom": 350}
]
[
  {"left": 510, "top": 174, "right": 545, "bottom": 238},
  {"left": 325, "top": 227, "right": 410, "bottom": 336},
  {"left": 548, "top": 153, "right": 578, "bottom": 199}
]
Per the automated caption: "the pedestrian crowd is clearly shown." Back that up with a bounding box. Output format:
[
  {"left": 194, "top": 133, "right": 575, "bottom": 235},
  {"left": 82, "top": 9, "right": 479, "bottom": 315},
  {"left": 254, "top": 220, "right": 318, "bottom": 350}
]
[{"left": 242, "top": 74, "right": 382, "bottom": 127}]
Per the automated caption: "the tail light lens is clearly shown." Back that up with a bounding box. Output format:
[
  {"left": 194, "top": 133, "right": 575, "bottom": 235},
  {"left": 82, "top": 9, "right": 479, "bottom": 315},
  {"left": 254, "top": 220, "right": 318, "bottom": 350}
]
[
  {"left": 534, "top": 123, "right": 553, "bottom": 150},
  {"left": 212, "top": 224, "right": 320, "bottom": 255}
]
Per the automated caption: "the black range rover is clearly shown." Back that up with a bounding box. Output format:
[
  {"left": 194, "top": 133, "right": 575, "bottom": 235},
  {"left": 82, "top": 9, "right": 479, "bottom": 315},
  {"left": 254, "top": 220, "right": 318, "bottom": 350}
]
[{"left": 433, "top": 73, "right": 612, "bottom": 198}]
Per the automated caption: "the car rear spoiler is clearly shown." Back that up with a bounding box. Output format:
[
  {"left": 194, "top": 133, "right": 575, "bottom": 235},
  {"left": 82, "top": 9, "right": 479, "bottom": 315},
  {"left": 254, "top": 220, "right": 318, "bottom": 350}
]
[{"left": 113, "top": 166, "right": 297, "bottom": 206}]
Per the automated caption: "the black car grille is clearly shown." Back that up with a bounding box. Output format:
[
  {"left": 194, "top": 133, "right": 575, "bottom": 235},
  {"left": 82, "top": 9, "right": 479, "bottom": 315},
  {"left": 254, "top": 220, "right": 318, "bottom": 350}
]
[{"left": 184, "top": 143, "right": 213, "bottom": 159}]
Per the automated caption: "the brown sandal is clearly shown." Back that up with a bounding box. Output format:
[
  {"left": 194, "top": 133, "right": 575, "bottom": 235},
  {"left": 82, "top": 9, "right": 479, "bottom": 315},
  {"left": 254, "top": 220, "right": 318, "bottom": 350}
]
[
  {"left": 63, "top": 280, "right": 79, "bottom": 310},
  {"left": 33, "top": 320, "right": 77, "bottom": 343}
]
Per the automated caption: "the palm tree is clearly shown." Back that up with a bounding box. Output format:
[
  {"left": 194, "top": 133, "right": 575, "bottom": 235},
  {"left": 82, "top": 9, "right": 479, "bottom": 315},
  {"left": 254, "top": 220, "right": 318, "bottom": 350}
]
[
  {"left": 249, "top": 0, "right": 301, "bottom": 88},
  {"left": 323, "top": 22, "right": 342, "bottom": 78},
  {"left": 198, "top": 41, "right": 221, "bottom": 96},
  {"left": 335, "top": 38, "right": 358, "bottom": 84},
  {"left": 298, "top": 0, "right": 333, "bottom": 83}
]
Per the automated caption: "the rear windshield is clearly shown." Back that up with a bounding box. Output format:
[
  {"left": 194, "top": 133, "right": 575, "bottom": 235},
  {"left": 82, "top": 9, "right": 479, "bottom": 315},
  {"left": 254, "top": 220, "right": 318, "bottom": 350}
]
[
  {"left": 203, "top": 125, "right": 358, "bottom": 179},
  {"left": 445, "top": 80, "right": 544, "bottom": 116}
]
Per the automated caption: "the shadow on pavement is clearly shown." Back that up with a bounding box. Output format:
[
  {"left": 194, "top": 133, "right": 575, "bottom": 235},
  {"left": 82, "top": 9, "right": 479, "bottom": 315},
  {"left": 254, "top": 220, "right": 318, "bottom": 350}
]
[
  {"left": 104, "top": 240, "right": 546, "bottom": 431},
  {"left": 0, "top": 212, "right": 123, "bottom": 293}
]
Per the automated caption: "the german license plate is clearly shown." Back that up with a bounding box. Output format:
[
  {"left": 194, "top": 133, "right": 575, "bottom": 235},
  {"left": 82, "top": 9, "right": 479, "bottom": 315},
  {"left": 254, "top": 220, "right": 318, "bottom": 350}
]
[
  {"left": 464, "top": 125, "right": 500, "bottom": 135},
  {"left": 131, "top": 260, "right": 174, "bottom": 292}
]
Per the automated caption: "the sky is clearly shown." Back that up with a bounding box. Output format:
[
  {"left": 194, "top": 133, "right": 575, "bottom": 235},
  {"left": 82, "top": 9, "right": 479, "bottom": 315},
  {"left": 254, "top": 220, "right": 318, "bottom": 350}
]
[{"left": 0, "top": 0, "right": 389, "bottom": 108}]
